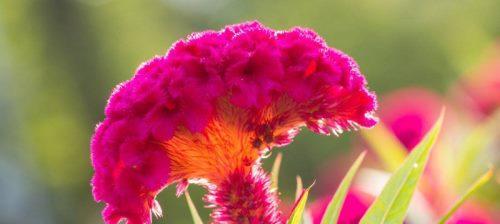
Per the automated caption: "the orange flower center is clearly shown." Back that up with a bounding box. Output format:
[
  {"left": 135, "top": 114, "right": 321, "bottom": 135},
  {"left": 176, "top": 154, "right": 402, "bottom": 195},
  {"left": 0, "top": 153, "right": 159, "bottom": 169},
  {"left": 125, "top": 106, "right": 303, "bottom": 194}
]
[{"left": 162, "top": 97, "right": 303, "bottom": 185}]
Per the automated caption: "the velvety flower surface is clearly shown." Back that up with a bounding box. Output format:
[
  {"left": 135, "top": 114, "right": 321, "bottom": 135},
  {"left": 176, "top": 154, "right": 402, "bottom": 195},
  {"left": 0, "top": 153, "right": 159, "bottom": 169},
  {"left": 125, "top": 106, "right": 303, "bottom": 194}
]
[
  {"left": 91, "top": 21, "right": 376, "bottom": 224},
  {"left": 205, "top": 168, "right": 281, "bottom": 224}
]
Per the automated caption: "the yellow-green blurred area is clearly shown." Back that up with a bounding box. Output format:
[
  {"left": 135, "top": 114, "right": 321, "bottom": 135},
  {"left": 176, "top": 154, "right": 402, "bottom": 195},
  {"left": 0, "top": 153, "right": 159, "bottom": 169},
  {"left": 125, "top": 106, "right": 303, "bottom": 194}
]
[{"left": 0, "top": 0, "right": 499, "bottom": 223}]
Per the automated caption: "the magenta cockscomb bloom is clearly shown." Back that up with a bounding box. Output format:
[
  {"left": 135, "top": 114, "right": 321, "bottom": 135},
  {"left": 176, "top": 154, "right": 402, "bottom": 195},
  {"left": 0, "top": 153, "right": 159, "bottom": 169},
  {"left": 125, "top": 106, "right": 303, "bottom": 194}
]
[
  {"left": 309, "top": 188, "right": 373, "bottom": 224},
  {"left": 379, "top": 88, "right": 442, "bottom": 150},
  {"left": 91, "top": 21, "right": 376, "bottom": 224}
]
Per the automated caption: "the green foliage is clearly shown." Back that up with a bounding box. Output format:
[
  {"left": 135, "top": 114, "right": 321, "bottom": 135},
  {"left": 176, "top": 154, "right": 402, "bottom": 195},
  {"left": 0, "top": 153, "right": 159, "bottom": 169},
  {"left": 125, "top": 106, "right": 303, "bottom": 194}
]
[
  {"left": 320, "top": 151, "right": 366, "bottom": 224},
  {"left": 288, "top": 184, "right": 313, "bottom": 224},
  {"left": 2, "top": 0, "right": 500, "bottom": 222},
  {"left": 439, "top": 167, "right": 494, "bottom": 224},
  {"left": 453, "top": 112, "right": 499, "bottom": 190},
  {"left": 361, "top": 122, "right": 407, "bottom": 171},
  {"left": 359, "top": 110, "right": 444, "bottom": 224},
  {"left": 185, "top": 190, "right": 204, "bottom": 224}
]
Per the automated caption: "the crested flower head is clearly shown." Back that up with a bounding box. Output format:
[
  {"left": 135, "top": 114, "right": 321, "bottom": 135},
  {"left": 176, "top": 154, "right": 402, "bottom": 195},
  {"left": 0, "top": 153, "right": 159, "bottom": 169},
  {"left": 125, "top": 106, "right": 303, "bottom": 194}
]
[{"left": 91, "top": 21, "right": 376, "bottom": 224}]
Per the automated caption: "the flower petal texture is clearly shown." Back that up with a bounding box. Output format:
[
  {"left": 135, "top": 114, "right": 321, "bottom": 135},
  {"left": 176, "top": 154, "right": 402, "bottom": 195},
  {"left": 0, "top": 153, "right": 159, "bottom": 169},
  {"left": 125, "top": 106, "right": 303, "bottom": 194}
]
[
  {"left": 91, "top": 21, "right": 377, "bottom": 224},
  {"left": 205, "top": 168, "right": 282, "bottom": 223}
]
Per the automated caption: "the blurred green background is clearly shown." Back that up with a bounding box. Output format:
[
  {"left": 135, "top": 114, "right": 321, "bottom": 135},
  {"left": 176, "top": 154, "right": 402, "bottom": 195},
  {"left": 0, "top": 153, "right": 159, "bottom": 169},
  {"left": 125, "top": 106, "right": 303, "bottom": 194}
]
[{"left": 0, "top": 0, "right": 499, "bottom": 223}]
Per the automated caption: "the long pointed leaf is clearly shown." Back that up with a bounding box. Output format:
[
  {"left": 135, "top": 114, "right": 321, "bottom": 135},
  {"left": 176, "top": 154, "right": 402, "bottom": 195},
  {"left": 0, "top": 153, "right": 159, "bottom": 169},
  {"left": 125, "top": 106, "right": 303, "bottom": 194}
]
[
  {"left": 438, "top": 167, "right": 493, "bottom": 224},
  {"left": 361, "top": 122, "right": 407, "bottom": 171},
  {"left": 288, "top": 184, "right": 313, "bottom": 224},
  {"left": 185, "top": 190, "right": 203, "bottom": 224},
  {"left": 360, "top": 109, "right": 445, "bottom": 224},
  {"left": 321, "top": 151, "right": 366, "bottom": 224},
  {"left": 453, "top": 111, "right": 499, "bottom": 189}
]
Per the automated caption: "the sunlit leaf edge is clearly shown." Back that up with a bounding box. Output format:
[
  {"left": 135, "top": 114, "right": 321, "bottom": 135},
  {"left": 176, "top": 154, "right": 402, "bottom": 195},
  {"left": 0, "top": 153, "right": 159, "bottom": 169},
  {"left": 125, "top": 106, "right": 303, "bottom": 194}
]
[
  {"left": 320, "top": 151, "right": 366, "bottom": 224},
  {"left": 359, "top": 109, "right": 444, "bottom": 224}
]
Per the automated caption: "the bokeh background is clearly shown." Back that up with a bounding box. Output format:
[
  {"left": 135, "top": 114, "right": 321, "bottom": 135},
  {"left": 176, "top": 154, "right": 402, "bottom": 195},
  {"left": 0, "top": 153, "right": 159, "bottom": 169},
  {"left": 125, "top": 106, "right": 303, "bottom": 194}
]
[{"left": 0, "top": 0, "right": 499, "bottom": 223}]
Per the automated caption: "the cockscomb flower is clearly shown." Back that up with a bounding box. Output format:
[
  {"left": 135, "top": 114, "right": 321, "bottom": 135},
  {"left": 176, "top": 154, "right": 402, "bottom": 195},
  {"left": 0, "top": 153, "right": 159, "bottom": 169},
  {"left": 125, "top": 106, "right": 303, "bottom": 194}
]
[{"left": 91, "top": 21, "right": 376, "bottom": 224}]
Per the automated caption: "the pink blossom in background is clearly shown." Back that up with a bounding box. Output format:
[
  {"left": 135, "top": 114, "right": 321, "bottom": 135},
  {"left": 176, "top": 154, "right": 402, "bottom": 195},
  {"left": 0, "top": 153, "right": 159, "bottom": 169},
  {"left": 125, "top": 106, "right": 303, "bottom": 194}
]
[
  {"left": 313, "top": 88, "right": 443, "bottom": 198},
  {"left": 375, "top": 89, "right": 496, "bottom": 224},
  {"left": 309, "top": 188, "right": 373, "bottom": 224},
  {"left": 91, "top": 21, "right": 376, "bottom": 224},
  {"left": 447, "top": 203, "right": 495, "bottom": 224},
  {"left": 452, "top": 43, "right": 500, "bottom": 120},
  {"left": 379, "top": 88, "right": 443, "bottom": 150}
]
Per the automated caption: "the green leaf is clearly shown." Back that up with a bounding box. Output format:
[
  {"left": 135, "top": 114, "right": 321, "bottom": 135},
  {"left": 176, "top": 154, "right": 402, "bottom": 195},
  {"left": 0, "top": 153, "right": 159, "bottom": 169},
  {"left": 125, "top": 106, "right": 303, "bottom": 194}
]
[
  {"left": 359, "top": 109, "right": 445, "bottom": 224},
  {"left": 361, "top": 122, "right": 408, "bottom": 171},
  {"left": 271, "top": 153, "right": 283, "bottom": 190},
  {"left": 321, "top": 151, "right": 366, "bottom": 224},
  {"left": 288, "top": 184, "right": 313, "bottom": 224},
  {"left": 453, "top": 111, "right": 499, "bottom": 189},
  {"left": 438, "top": 167, "right": 494, "bottom": 224},
  {"left": 185, "top": 190, "right": 203, "bottom": 224}
]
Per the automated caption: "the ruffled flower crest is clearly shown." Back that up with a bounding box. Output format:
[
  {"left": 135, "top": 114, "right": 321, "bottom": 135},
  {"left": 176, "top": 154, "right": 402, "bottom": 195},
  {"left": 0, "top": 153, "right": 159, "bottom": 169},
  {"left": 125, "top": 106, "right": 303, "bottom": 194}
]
[{"left": 91, "top": 21, "right": 377, "bottom": 224}]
